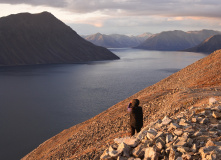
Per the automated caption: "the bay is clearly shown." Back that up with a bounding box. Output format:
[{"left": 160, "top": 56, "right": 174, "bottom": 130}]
[{"left": 0, "top": 49, "right": 206, "bottom": 160}]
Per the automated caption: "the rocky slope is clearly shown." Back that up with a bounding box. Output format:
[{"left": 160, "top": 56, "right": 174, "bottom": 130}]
[
  {"left": 101, "top": 99, "right": 221, "bottom": 159},
  {"left": 22, "top": 49, "right": 221, "bottom": 160},
  {"left": 0, "top": 12, "right": 119, "bottom": 66},
  {"left": 185, "top": 35, "right": 221, "bottom": 53},
  {"left": 83, "top": 33, "right": 152, "bottom": 48},
  {"left": 136, "top": 30, "right": 221, "bottom": 51}
]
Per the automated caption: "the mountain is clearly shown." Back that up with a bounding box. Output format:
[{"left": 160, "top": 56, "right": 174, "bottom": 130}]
[
  {"left": 83, "top": 33, "right": 152, "bottom": 48},
  {"left": 22, "top": 49, "right": 221, "bottom": 159},
  {"left": 185, "top": 35, "right": 221, "bottom": 53},
  {"left": 0, "top": 12, "right": 119, "bottom": 66},
  {"left": 136, "top": 29, "right": 221, "bottom": 51}
]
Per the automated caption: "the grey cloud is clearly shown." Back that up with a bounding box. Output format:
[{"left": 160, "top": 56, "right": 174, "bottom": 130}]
[
  {"left": 0, "top": 0, "right": 220, "bottom": 18},
  {"left": 66, "top": 0, "right": 221, "bottom": 18},
  {"left": 0, "top": 0, "right": 66, "bottom": 7}
]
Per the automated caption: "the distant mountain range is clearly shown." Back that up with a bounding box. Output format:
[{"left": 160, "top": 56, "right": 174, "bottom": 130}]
[
  {"left": 82, "top": 33, "right": 152, "bottom": 48},
  {"left": 83, "top": 30, "right": 221, "bottom": 52},
  {"left": 0, "top": 12, "right": 119, "bottom": 66},
  {"left": 135, "top": 30, "right": 221, "bottom": 51},
  {"left": 184, "top": 35, "right": 221, "bottom": 53}
]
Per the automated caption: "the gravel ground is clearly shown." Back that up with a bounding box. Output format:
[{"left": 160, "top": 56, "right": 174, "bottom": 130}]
[{"left": 22, "top": 50, "right": 221, "bottom": 160}]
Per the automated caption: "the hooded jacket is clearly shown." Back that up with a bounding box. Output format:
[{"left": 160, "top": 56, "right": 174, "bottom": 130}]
[{"left": 129, "top": 99, "right": 143, "bottom": 128}]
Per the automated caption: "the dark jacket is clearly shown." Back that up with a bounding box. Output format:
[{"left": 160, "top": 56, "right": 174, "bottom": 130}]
[{"left": 130, "top": 106, "right": 143, "bottom": 128}]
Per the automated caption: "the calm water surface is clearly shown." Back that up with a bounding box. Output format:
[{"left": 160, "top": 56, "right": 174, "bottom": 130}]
[{"left": 0, "top": 49, "right": 206, "bottom": 159}]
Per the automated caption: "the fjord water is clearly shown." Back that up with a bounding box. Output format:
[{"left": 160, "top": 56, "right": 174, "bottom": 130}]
[{"left": 0, "top": 49, "right": 206, "bottom": 160}]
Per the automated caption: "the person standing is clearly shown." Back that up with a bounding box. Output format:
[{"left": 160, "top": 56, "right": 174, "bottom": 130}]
[{"left": 128, "top": 99, "right": 143, "bottom": 136}]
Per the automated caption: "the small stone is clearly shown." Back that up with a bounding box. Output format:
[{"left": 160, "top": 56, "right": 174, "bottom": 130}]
[
  {"left": 166, "top": 141, "right": 173, "bottom": 148},
  {"left": 192, "top": 143, "right": 197, "bottom": 153},
  {"left": 182, "top": 153, "right": 192, "bottom": 160},
  {"left": 194, "top": 131, "right": 202, "bottom": 136},
  {"left": 212, "top": 105, "right": 221, "bottom": 112},
  {"left": 207, "top": 150, "right": 218, "bottom": 160},
  {"left": 174, "top": 139, "right": 187, "bottom": 147},
  {"left": 100, "top": 149, "right": 113, "bottom": 160},
  {"left": 169, "top": 148, "right": 176, "bottom": 160},
  {"left": 162, "top": 116, "right": 172, "bottom": 125},
  {"left": 182, "top": 132, "right": 190, "bottom": 139},
  {"left": 144, "top": 147, "right": 159, "bottom": 160},
  {"left": 212, "top": 111, "right": 221, "bottom": 119},
  {"left": 117, "top": 143, "right": 131, "bottom": 158},
  {"left": 212, "top": 124, "right": 221, "bottom": 130},
  {"left": 137, "top": 129, "right": 148, "bottom": 140},
  {"left": 109, "top": 145, "right": 121, "bottom": 158},
  {"left": 179, "top": 119, "right": 189, "bottom": 126},
  {"left": 155, "top": 131, "right": 164, "bottom": 139},
  {"left": 186, "top": 138, "right": 193, "bottom": 145},
  {"left": 155, "top": 137, "right": 166, "bottom": 146},
  {"left": 156, "top": 141, "right": 164, "bottom": 152},
  {"left": 149, "top": 119, "right": 162, "bottom": 128},
  {"left": 199, "top": 146, "right": 221, "bottom": 158},
  {"left": 146, "top": 128, "right": 157, "bottom": 140},
  {"left": 209, "top": 97, "right": 217, "bottom": 105},
  {"left": 166, "top": 134, "right": 173, "bottom": 143},
  {"left": 200, "top": 109, "right": 212, "bottom": 117},
  {"left": 197, "top": 117, "right": 203, "bottom": 122},
  {"left": 191, "top": 117, "right": 197, "bottom": 123},
  {"left": 114, "top": 137, "right": 130, "bottom": 144},
  {"left": 177, "top": 113, "right": 185, "bottom": 118},
  {"left": 132, "top": 144, "right": 145, "bottom": 158},
  {"left": 174, "top": 129, "right": 183, "bottom": 136},
  {"left": 177, "top": 146, "right": 190, "bottom": 153},
  {"left": 170, "top": 122, "right": 180, "bottom": 129},
  {"left": 183, "top": 126, "right": 195, "bottom": 133},
  {"left": 123, "top": 138, "right": 139, "bottom": 147},
  {"left": 206, "top": 140, "right": 216, "bottom": 147},
  {"left": 200, "top": 118, "right": 209, "bottom": 124}
]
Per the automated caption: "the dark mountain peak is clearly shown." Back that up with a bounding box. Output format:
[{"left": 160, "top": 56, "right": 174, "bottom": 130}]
[
  {"left": 0, "top": 12, "right": 119, "bottom": 66},
  {"left": 11, "top": 11, "right": 53, "bottom": 17},
  {"left": 0, "top": 11, "right": 66, "bottom": 31},
  {"left": 1, "top": 11, "right": 54, "bottom": 22},
  {"left": 37, "top": 11, "right": 53, "bottom": 16}
]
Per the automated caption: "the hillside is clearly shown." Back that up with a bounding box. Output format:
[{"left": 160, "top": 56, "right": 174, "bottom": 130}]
[
  {"left": 185, "top": 35, "right": 221, "bottom": 53},
  {"left": 22, "top": 49, "right": 221, "bottom": 160},
  {"left": 101, "top": 99, "right": 221, "bottom": 159},
  {"left": 83, "top": 33, "right": 152, "bottom": 48},
  {"left": 136, "top": 30, "right": 221, "bottom": 51},
  {"left": 0, "top": 12, "right": 119, "bottom": 66}
]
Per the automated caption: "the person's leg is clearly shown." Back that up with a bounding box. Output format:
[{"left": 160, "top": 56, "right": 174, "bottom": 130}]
[
  {"left": 136, "top": 127, "right": 141, "bottom": 134},
  {"left": 130, "top": 126, "right": 135, "bottom": 136}
]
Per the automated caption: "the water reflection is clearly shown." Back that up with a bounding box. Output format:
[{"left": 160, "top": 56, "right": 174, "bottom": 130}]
[{"left": 0, "top": 49, "right": 206, "bottom": 160}]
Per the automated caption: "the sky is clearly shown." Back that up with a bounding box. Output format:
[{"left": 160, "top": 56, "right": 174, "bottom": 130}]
[{"left": 0, "top": 0, "right": 221, "bottom": 35}]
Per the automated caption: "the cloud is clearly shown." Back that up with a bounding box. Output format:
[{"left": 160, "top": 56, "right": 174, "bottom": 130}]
[
  {"left": 62, "top": 0, "right": 221, "bottom": 19},
  {"left": 0, "top": 0, "right": 66, "bottom": 7},
  {"left": 1, "top": 0, "right": 221, "bottom": 19},
  {"left": 1, "top": 0, "right": 221, "bottom": 18}
]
